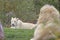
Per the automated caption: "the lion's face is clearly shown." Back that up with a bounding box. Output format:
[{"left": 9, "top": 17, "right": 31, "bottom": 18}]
[{"left": 11, "top": 17, "right": 18, "bottom": 27}]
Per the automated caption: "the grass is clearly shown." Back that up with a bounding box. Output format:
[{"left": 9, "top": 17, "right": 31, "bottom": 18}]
[
  {"left": 4, "top": 28, "right": 60, "bottom": 40},
  {"left": 4, "top": 28, "right": 34, "bottom": 40}
]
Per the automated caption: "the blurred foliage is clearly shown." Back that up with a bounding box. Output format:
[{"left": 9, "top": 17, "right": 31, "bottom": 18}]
[
  {"left": 34, "top": 0, "right": 60, "bottom": 14},
  {"left": 0, "top": 0, "right": 59, "bottom": 27}
]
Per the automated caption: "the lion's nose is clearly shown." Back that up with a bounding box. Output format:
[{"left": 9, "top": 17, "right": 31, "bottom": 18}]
[{"left": 12, "top": 24, "right": 15, "bottom": 26}]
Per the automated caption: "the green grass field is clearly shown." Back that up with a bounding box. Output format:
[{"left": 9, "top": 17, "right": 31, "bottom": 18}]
[
  {"left": 4, "top": 28, "right": 60, "bottom": 40},
  {"left": 4, "top": 28, "right": 34, "bottom": 40}
]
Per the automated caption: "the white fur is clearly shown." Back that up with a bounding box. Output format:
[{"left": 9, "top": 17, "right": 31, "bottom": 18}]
[
  {"left": 30, "top": 5, "right": 60, "bottom": 40},
  {"left": 11, "top": 17, "right": 17, "bottom": 29},
  {"left": 11, "top": 17, "right": 35, "bottom": 29}
]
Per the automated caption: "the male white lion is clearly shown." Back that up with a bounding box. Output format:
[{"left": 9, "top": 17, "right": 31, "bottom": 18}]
[
  {"left": 11, "top": 17, "right": 35, "bottom": 29},
  {"left": 30, "top": 5, "right": 60, "bottom": 40}
]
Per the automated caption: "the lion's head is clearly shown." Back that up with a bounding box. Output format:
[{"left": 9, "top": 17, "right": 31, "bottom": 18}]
[{"left": 37, "top": 4, "right": 59, "bottom": 24}]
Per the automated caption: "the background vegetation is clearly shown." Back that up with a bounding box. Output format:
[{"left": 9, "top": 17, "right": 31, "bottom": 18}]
[{"left": 0, "top": 0, "right": 60, "bottom": 27}]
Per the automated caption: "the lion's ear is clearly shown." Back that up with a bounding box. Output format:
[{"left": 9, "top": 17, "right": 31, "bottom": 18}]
[
  {"left": 17, "top": 18, "right": 19, "bottom": 20},
  {"left": 11, "top": 17, "right": 14, "bottom": 19}
]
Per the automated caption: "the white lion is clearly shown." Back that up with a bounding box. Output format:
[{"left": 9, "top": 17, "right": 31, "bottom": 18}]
[
  {"left": 30, "top": 5, "right": 60, "bottom": 40},
  {"left": 11, "top": 17, "right": 17, "bottom": 29},
  {"left": 11, "top": 17, "right": 36, "bottom": 29}
]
